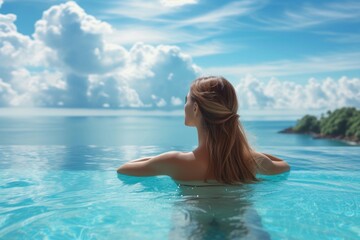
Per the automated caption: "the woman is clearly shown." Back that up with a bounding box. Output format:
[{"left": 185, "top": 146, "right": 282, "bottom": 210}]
[{"left": 117, "top": 76, "right": 290, "bottom": 185}]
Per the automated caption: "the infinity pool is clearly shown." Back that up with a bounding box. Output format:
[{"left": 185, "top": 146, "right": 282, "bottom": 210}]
[{"left": 1, "top": 145, "right": 359, "bottom": 239}]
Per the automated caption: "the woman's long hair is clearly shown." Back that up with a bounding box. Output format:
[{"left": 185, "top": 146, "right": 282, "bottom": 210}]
[{"left": 190, "top": 76, "right": 257, "bottom": 184}]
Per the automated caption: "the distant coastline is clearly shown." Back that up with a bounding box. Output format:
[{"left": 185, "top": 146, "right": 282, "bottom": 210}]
[
  {"left": 279, "top": 107, "right": 360, "bottom": 145},
  {"left": 279, "top": 127, "right": 360, "bottom": 145}
]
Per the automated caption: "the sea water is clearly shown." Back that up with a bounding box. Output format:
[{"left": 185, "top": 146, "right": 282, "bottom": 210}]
[{"left": 0, "top": 116, "right": 359, "bottom": 239}]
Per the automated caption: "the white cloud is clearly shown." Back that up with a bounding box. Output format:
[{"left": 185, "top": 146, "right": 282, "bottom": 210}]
[
  {"left": 156, "top": 98, "right": 167, "bottom": 107},
  {"left": 176, "top": 0, "right": 264, "bottom": 28},
  {"left": 171, "top": 96, "right": 182, "bottom": 106},
  {"left": 0, "top": 6, "right": 57, "bottom": 107},
  {"left": 0, "top": 0, "right": 3, "bottom": 8},
  {"left": 182, "top": 41, "right": 242, "bottom": 57},
  {"left": 2, "top": 1, "right": 358, "bottom": 111},
  {"left": 235, "top": 75, "right": 360, "bottom": 110},
  {"left": 121, "top": 42, "right": 200, "bottom": 106},
  {"left": 8, "top": 68, "right": 67, "bottom": 107},
  {"left": 88, "top": 74, "right": 143, "bottom": 108},
  {"left": 314, "top": 31, "right": 360, "bottom": 44},
  {"left": 101, "top": 0, "right": 263, "bottom": 47},
  {"left": 103, "top": 0, "right": 185, "bottom": 21},
  {"left": 205, "top": 51, "right": 360, "bottom": 78},
  {"left": 105, "top": 26, "right": 206, "bottom": 45},
  {"left": 34, "top": 1, "right": 126, "bottom": 75},
  {"left": 255, "top": 1, "right": 360, "bottom": 30},
  {"left": 0, "top": 1, "right": 200, "bottom": 109},
  {"left": 150, "top": 93, "right": 168, "bottom": 107},
  {"left": 0, "top": 78, "right": 17, "bottom": 107},
  {"left": 167, "top": 73, "right": 174, "bottom": 80},
  {"left": 0, "top": 12, "right": 43, "bottom": 70},
  {"left": 160, "top": 0, "right": 197, "bottom": 7}
]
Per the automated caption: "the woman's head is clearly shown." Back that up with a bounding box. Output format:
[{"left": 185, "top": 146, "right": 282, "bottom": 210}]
[
  {"left": 186, "top": 76, "right": 239, "bottom": 127},
  {"left": 185, "top": 76, "right": 257, "bottom": 184}
]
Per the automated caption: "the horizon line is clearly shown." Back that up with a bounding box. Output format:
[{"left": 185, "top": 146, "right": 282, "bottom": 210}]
[{"left": 0, "top": 107, "right": 326, "bottom": 121}]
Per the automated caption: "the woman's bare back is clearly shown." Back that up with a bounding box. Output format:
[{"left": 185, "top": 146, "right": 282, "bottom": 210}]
[
  {"left": 172, "top": 150, "right": 289, "bottom": 185},
  {"left": 170, "top": 151, "right": 211, "bottom": 182}
]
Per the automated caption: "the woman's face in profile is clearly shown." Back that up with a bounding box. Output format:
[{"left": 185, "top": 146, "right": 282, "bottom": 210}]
[{"left": 184, "top": 92, "right": 195, "bottom": 126}]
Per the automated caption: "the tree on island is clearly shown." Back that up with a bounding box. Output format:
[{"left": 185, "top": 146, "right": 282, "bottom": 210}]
[
  {"left": 292, "top": 115, "right": 320, "bottom": 133},
  {"left": 280, "top": 107, "right": 360, "bottom": 143}
]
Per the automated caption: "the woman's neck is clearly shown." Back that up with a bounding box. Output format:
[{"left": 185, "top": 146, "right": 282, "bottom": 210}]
[{"left": 196, "top": 125, "right": 208, "bottom": 150}]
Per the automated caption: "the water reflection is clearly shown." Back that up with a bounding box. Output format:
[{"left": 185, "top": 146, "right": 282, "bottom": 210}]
[
  {"left": 169, "top": 185, "right": 270, "bottom": 240},
  {"left": 0, "top": 145, "right": 176, "bottom": 172}
]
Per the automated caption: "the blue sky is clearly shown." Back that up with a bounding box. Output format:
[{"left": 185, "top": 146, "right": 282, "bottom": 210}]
[{"left": 0, "top": 0, "right": 359, "bottom": 110}]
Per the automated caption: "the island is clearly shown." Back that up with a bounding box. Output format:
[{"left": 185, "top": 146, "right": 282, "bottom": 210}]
[{"left": 279, "top": 107, "right": 360, "bottom": 145}]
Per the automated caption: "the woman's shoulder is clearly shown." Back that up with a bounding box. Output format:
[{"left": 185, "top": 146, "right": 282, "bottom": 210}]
[
  {"left": 149, "top": 150, "right": 188, "bottom": 158},
  {"left": 150, "top": 151, "right": 196, "bottom": 172},
  {"left": 156, "top": 151, "right": 194, "bottom": 161}
]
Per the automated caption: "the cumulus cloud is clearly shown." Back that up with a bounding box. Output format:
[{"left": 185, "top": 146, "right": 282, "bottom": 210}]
[
  {"left": 88, "top": 74, "right": 143, "bottom": 108},
  {"left": 0, "top": 5, "right": 60, "bottom": 107},
  {"left": 34, "top": 1, "right": 125, "bottom": 75},
  {"left": 236, "top": 75, "right": 360, "bottom": 110},
  {"left": 0, "top": 1, "right": 200, "bottom": 108},
  {"left": 156, "top": 98, "right": 167, "bottom": 107},
  {"left": 8, "top": 69, "right": 66, "bottom": 107},
  {"left": 0, "top": 78, "right": 16, "bottom": 107},
  {"left": 1, "top": 1, "right": 359, "bottom": 111},
  {"left": 171, "top": 96, "right": 182, "bottom": 106},
  {"left": 0, "top": 12, "right": 39, "bottom": 78},
  {"left": 122, "top": 43, "right": 199, "bottom": 106}
]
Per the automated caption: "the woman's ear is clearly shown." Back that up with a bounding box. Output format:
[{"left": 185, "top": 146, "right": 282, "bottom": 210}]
[
  {"left": 193, "top": 102, "right": 199, "bottom": 115},
  {"left": 193, "top": 102, "right": 197, "bottom": 111}
]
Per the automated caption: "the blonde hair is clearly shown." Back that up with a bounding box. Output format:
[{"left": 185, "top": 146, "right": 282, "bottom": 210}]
[{"left": 190, "top": 76, "right": 257, "bottom": 184}]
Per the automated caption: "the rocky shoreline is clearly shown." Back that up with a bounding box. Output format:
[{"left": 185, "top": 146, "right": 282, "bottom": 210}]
[{"left": 279, "top": 127, "right": 360, "bottom": 145}]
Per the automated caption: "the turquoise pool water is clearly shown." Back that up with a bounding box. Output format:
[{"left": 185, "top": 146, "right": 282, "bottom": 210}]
[{"left": 0, "top": 116, "right": 359, "bottom": 239}]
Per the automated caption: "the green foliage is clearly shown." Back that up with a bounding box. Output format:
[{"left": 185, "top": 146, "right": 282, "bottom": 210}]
[
  {"left": 345, "top": 110, "right": 360, "bottom": 140},
  {"left": 292, "top": 107, "right": 360, "bottom": 141},
  {"left": 319, "top": 107, "right": 358, "bottom": 137},
  {"left": 293, "top": 115, "right": 320, "bottom": 133}
]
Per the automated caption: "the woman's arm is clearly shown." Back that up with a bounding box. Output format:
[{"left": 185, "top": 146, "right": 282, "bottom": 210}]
[
  {"left": 125, "top": 156, "right": 155, "bottom": 163},
  {"left": 116, "top": 151, "right": 181, "bottom": 177},
  {"left": 253, "top": 152, "right": 290, "bottom": 175}
]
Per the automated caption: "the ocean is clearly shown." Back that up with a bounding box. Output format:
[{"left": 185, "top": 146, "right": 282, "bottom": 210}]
[{"left": 0, "top": 112, "right": 359, "bottom": 239}]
